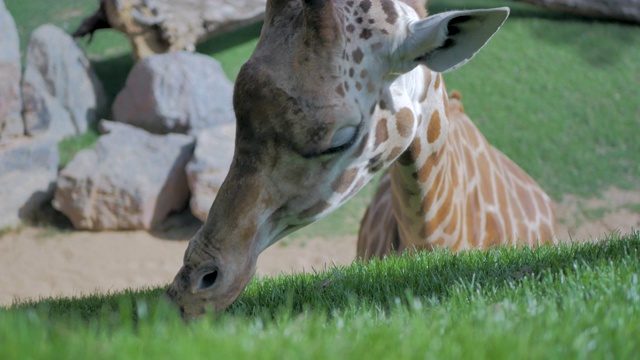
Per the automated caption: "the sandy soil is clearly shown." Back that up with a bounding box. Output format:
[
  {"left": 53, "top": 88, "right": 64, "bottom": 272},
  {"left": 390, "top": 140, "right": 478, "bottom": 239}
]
[{"left": 1, "top": 187, "right": 638, "bottom": 307}]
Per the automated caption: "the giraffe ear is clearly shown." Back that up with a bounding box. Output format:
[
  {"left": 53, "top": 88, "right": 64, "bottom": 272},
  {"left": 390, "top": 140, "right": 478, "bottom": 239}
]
[{"left": 393, "top": 7, "right": 509, "bottom": 73}]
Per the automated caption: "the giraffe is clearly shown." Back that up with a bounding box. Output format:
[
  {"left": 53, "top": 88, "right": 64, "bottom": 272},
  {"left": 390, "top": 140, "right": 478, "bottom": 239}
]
[
  {"left": 357, "top": 91, "right": 557, "bottom": 260},
  {"left": 166, "top": 0, "right": 557, "bottom": 318}
]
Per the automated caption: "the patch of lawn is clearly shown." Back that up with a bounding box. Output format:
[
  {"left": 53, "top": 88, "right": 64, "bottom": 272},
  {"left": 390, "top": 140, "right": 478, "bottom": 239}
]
[
  {"left": 3, "top": 232, "right": 639, "bottom": 359},
  {"left": 57, "top": 130, "right": 100, "bottom": 167}
]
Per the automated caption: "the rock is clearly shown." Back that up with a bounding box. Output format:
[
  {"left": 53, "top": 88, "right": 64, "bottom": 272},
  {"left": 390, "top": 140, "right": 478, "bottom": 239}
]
[
  {"left": 53, "top": 121, "right": 195, "bottom": 230},
  {"left": 186, "top": 122, "right": 235, "bottom": 221},
  {"left": 22, "top": 24, "right": 107, "bottom": 141},
  {"left": 0, "top": 138, "right": 59, "bottom": 230},
  {"left": 0, "top": 0, "right": 23, "bottom": 143},
  {"left": 113, "top": 51, "right": 234, "bottom": 135}
]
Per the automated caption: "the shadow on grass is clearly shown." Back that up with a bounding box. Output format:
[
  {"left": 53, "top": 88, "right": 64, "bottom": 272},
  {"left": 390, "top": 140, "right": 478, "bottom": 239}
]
[
  {"left": 528, "top": 18, "right": 640, "bottom": 68},
  {"left": 8, "top": 232, "right": 639, "bottom": 324},
  {"left": 91, "top": 53, "right": 135, "bottom": 113},
  {"left": 196, "top": 22, "right": 263, "bottom": 55}
]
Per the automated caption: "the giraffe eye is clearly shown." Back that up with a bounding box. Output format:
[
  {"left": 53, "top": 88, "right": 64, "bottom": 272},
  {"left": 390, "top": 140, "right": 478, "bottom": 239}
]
[{"left": 328, "top": 126, "right": 357, "bottom": 150}]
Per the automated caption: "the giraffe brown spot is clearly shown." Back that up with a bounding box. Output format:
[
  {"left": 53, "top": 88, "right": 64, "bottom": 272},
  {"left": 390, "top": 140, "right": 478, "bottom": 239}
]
[
  {"left": 395, "top": 107, "right": 414, "bottom": 138},
  {"left": 344, "top": 81, "right": 350, "bottom": 91},
  {"left": 388, "top": 146, "right": 403, "bottom": 160},
  {"left": 397, "top": 138, "right": 420, "bottom": 166},
  {"left": 342, "top": 176, "right": 366, "bottom": 201},
  {"left": 494, "top": 176, "right": 513, "bottom": 237},
  {"left": 443, "top": 205, "right": 459, "bottom": 236},
  {"left": 359, "top": 0, "right": 371, "bottom": 12},
  {"left": 434, "top": 74, "right": 442, "bottom": 90},
  {"left": 374, "top": 118, "right": 388, "bottom": 147},
  {"left": 478, "top": 153, "right": 494, "bottom": 204},
  {"left": 332, "top": 168, "right": 359, "bottom": 193},
  {"left": 352, "top": 48, "right": 364, "bottom": 64},
  {"left": 484, "top": 212, "right": 504, "bottom": 247},
  {"left": 427, "top": 111, "right": 441, "bottom": 143},
  {"left": 366, "top": 80, "right": 375, "bottom": 93},
  {"left": 534, "top": 190, "right": 549, "bottom": 218},
  {"left": 463, "top": 146, "right": 476, "bottom": 182},
  {"left": 368, "top": 154, "right": 382, "bottom": 170},
  {"left": 349, "top": 68, "right": 355, "bottom": 77},
  {"left": 356, "top": 17, "right": 363, "bottom": 24},
  {"left": 354, "top": 133, "right": 369, "bottom": 157},
  {"left": 417, "top": 151, "right": 442, "bottom": 183},
  {"left": 346, "top": 0, "right": 354, "bottom": 7},
  {"left": 371, "top": 42, "right": 383, "bottom": 51},
  {"left": 379, "top": 99, "right": 387, "bottom": 110},
  {"left": 466, "top": 191, "right": 479, "bottom": 246},
  {"left": 421, "top": 172, "right": 442, "bottom": 214},
  {"left": 360, "top": 28, "right": 373, "bottom": 40},
  {"left": 427, "top": 184, "right": 454, "bottom": 233},
  {"left": 346, "top": 24, "right": 355, "bottom": 33},
  {"left": 516, "top": 184, "right": 537, "bottom": 220},
  {"left": 449, "top": 161, "right": 459, "bottom": 188},
  {"left": 356, "top": 82, "right": 362, "bottom": 91},
  {"left": 380, "top": 0, "right": 398, "bottom": 24},
  {"left": 336, "top": 84, "right": 345, "bottom": 97},
  {"left": 299, "top": 200, "right": 332, "bottom": 219},
  {"left": 360, "top": 69, "right": 368, "bottom": 78}
]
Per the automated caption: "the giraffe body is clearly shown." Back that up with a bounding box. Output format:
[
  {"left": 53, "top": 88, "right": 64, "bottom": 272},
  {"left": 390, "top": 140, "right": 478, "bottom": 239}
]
[
  {"left": 167, "top": 0, "right": 557, "bottom": 317},
  {"left": 358, "top": 93, "right": 556, "bottom": 260}
]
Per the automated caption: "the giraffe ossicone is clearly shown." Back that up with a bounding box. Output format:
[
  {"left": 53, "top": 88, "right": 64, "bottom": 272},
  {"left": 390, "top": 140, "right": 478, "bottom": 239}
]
[{"left": 167, "top": 0, "right": 557, "bottom": 318}]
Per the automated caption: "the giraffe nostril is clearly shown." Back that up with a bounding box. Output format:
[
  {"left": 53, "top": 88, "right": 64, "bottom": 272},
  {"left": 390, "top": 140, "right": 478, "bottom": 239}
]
[{"left": 197, "top": 270, "right": 219, "bottom": 290}]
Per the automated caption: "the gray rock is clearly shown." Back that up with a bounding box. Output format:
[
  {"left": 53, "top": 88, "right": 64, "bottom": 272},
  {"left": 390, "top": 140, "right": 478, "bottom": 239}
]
[
  {"left": 0, "top": 0, "right": 24, "bottom": 142},
  {"left": 113, "top": 51, "right": 234, "bottom": 135},
  {"left": 53, "top": 121, "right": 195, "bottom": 230},
  {"left": 22, "top": 24, "right": 107, "bottom": 141},
  {"left": 186, "top": 122, "right": 235, "bottom": 221},
  {"left": 0, "top": 137, "right": 59, "bottom": 230}
]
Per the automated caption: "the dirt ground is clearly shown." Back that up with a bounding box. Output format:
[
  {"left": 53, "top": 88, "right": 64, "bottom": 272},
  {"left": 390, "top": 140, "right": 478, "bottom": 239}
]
[{"left": 1, "top": 187, "right": 638, "bottom": 307}]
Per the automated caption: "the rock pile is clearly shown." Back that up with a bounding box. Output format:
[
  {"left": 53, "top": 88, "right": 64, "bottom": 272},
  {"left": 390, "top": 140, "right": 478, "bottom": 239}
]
[{"left": 0, "top": 1, "right": 238, "bottom": 231}]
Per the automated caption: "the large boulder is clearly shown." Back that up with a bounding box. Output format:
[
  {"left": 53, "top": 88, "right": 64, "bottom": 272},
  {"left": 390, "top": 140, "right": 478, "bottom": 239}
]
[
  {"left": 0, "top": 138, "right": 59, "bottom": 230},
  {"left": 53, "top": 121, "right": 195, "bottom": 230},
  {"left": 0, "top": 0, "right": 23, "bottom": 143},
  {"left": 113, "top": 51, "right": 234, "bottom": 135},
  {"left": 22, "top": 24, "right": 107, "bottom": 141},
  {"left": 186, "top": 122, "right": 235, "bottom": 221}
]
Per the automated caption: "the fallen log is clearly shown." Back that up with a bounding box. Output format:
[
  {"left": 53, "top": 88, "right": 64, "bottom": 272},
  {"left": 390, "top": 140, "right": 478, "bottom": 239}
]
[
  {"left": 513, "top": 0, "right": 640, "bottom": 23},
  {"left": 73, "top": 0, "right": 267, "bottom": 60}
]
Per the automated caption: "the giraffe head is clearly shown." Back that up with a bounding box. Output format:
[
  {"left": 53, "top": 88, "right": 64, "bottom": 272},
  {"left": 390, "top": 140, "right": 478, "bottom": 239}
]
[{"left": 167, "top": 0, "right": 509, "bottom": 317}]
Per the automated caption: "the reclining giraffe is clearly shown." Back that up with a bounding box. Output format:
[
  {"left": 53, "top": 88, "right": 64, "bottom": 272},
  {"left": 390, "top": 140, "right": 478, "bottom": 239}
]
[{"left": 167, "top": 0, "right": 557, "bottom": 317}]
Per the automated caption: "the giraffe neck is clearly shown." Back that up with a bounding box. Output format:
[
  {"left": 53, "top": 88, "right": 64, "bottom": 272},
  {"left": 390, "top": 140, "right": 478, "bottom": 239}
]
[
  {"left": 385, "top": 66, "right": 462, "bottom": 250},
  {"left": 381, "top": 68, "right": 557, "bottom": 252}
]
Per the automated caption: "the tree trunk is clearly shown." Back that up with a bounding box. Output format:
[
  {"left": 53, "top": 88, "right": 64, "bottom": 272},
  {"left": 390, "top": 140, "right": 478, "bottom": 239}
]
[
  {"left": 73, "top": 0, "right": 267, "bottom": 60},
  {"left": 514, "top": 0, "right": 640, "bottom": 23}
]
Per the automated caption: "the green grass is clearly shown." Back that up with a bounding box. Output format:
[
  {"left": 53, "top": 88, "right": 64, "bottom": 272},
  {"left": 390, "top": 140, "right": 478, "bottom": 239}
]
[{"left": 3, "top": 232, "right": 639, "bottom": 358}]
